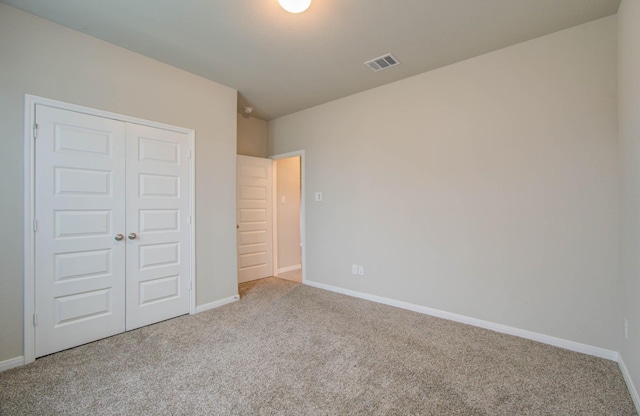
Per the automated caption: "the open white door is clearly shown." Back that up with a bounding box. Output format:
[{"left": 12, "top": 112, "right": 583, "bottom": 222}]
[{"left": 237, "top": 155, "right": 273, "bottom": 283}]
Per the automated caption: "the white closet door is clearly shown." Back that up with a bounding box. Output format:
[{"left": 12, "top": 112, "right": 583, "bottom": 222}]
[
  {"left": 35, "top": 105, "right": 126, "bottom": 357},
  {"left": 125, "top": 123, "right": 191, "bottom": 330}
]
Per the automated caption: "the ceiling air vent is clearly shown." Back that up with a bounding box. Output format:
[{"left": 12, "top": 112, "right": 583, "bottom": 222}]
[{"left": 365, "top": 53, "right": 400, "bottom": 72}]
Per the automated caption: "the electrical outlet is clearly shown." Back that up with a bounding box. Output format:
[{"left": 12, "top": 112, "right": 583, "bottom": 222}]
[
  {"left": 351, "top": 265, "right": 358, "bottom": 275},
  {"left": 358, "top": 266, "right": 364, "bottom": 276},
  {"left": 625, "top": 318, "right": 629, "bottom": 339}
]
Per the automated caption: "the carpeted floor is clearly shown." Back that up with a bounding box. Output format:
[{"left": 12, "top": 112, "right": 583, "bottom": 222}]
[{"left": 0, "top": 277, "right": 636, "bottom": 415}]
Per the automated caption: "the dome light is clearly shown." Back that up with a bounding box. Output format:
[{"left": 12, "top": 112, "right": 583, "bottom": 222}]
[{"left": 278, "top": 0, "right": 312, "bottom": 13}]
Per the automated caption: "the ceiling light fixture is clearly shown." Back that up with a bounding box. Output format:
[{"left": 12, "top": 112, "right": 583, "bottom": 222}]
[{"left": 278, "top": 0, "right": 312, "bottom": 13}]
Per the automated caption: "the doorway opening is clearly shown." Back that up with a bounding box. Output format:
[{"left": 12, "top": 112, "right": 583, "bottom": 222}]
[
  {"left": 271, "top": 151, "right": 306, "bottom": 283},
  {"left": 273, "top": 155, "right": 302, "bottom": 282},
  {"left": 236, "top": 151, "right": 305, "bottom": 285}
]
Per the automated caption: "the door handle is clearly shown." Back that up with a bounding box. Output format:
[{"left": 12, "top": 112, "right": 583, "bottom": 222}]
[
  {"left": 115, "top": 234, "right": 124, "bottom": 241},
  {"left": 128, "top": 232, "right": 137, "bottom": 240}
]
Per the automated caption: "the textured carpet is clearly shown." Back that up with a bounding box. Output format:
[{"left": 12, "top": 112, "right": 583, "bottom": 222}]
[{"left": 0, "top": 277, "right": 636, "bottom": 415}]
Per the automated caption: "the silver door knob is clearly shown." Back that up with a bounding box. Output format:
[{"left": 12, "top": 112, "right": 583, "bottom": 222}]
[
  {"left": 128, "top": 232, "right": 137, "bottom": 240},
  {"left": 115, "top": 234, "right": 124, "bottom": 241}
]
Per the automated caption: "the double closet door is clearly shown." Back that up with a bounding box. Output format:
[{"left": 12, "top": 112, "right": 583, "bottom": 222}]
[{"left": 34, "top": 105, "right": 192, "bottom": 357}]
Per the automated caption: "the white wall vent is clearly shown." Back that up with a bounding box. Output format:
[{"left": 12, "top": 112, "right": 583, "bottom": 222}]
[{"left": 364, "top": 54, "right": 400, "bottom": 72}]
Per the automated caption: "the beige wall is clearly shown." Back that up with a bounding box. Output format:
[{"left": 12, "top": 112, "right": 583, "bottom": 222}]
[
  {"left": 276, "top": 157, "right": 302, "bottom": 270},
  {"left": 269, "top": 17, "right": 620, "bottom": 350},
  {"left": 0, "top": 4, "right": 238, "bottom": 363},
  {"left": 618, "top": 0, "right": 640, "bottom": 402},
  {"left": 237, "top": 114, "right": 268, "bottom": 157}
]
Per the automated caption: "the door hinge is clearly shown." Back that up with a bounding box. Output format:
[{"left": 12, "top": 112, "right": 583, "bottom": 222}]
[
  {"left": 33, "top": 313, "right": 38, "bottom": 327},
  {"left": 33, "top": 218, "right": 38, "bottom": 232},
  {"left": 188, "top": 280, "right": 192, "bottom": 290},
  {"left": 188, "top": 215, "right": 192, "bottom": 225},
  {"left": 33, "top": 123, "right": 38, "bottom": 139},
  {"left": 188, "top": 149, "right": 192, "bottom": 160}
]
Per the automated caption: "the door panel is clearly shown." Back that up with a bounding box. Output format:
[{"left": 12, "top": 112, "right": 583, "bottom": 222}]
[
  {"left": 35, "top": 105, "right": 126, "bottom": 357},
  {"left": 125, "top": 123, "right": 191, "bottom": 330},
  {"left": 237, "top": 156, "right": 273, "bottom": 283}
]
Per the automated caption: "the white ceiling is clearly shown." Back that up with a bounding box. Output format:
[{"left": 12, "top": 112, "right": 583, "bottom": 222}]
[{"left": 2, "top": 0, "right": 620, "bottom": 120}]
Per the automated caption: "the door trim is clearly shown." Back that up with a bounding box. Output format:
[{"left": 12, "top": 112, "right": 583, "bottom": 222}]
[
  {"left": 23, "top": 94, "right": 197, "bottom": 364},
  {"left": 271, "top": 160, "right": 279, "bottom": 276},
  {"left": 269, "top": 150, "right": 306, "bottom": 284}
]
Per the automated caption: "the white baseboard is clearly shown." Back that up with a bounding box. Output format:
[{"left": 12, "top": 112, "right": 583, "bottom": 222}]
[
  {"left": 304, "top": 280, "right": 619, "bottom": 361},
  {"left": 0, "top": 356, "right": 24, "bottom": 372},
  {"left": 194, "top": 294, "right": 239, "bottom": 314},
  {"left": 278, "top": 264, "right": 302, "bottom": 274},
  {"left": 619, "top": 356, "right": 640, "bottom": 414}
]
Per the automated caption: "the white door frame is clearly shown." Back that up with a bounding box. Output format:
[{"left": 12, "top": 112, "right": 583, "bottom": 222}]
[
  {"left": 23, "top": 94, "right": 197, "bottom": 364},
  {"left": 269, "top": 150, "right": 306, "bottom": 284}
]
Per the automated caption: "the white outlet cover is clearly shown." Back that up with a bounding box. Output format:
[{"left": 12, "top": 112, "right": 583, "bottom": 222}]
[
  {"left": 352, "top": 265, "right": 358, "bottom": 275},
  {"left": 358, "top": 266, "right": 364, "bottom": 275},
  {"left": 314, "top": 192, "right": 323, "bottom": 202}
]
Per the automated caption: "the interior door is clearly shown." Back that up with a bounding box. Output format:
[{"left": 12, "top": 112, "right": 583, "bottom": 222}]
[
  {"left": 35, "top": 105, "right": 127, "bottom": 357},
  {"left": 237, "top": 155, "right": 273, "bottom": 283},
  {"left": 125, "top": 123, "right": 191, "bottom": 330}
]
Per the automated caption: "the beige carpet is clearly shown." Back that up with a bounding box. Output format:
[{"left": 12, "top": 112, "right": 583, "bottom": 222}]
[{"left": 0, "top": 277, "right": 636, "bottom": 415}]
